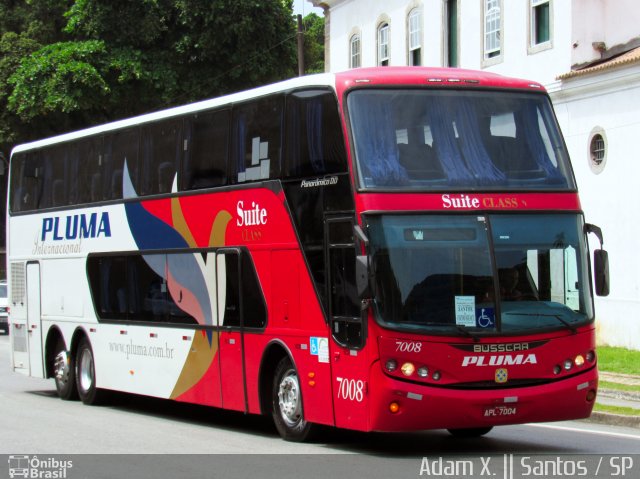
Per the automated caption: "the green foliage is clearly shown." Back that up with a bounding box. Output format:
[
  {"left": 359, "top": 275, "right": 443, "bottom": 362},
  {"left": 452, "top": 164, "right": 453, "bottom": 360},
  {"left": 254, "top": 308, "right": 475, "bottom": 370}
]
[
  {"left": 0, "top": 0, "right": 312, "bottom": 156},
  {"left": 303, "top": 13, "right": 325, "bottom": 74},
  {"left": 598, "top": 346, "right": 640, "bottom": 376}
]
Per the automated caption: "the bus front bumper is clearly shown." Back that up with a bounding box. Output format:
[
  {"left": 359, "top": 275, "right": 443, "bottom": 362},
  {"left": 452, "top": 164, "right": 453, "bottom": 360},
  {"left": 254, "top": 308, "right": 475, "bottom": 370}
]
[{"left": 367, "top": 365, "right": 598, "bottom": 432}]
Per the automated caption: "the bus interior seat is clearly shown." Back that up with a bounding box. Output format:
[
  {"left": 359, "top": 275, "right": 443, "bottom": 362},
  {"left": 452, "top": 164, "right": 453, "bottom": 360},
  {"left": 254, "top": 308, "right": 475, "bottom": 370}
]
[
  {"left": 157, "top": 162, "right": 175, "bottom": 193},
  {"left": 111, "top": 169, "right": 123, "bottom": 198},
  {"left": 484, "top": 136, "right": 542, "bottom": 178},
  {"left": 90, "top": 172, "right": 102, "bottom": 202},
  {"left": 51, "top": 179, "right": 66, "bottom": 206},
  {"left": 397, "top": 143, "right": 445, "bottom": 180},
  {"left": 403, "top": 274, "right": 486, "bottom": 324}
]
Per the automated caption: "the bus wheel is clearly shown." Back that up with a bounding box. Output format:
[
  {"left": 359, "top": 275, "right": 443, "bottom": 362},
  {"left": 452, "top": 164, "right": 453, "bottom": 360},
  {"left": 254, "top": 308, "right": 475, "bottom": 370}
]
[
  {"left": 272, "top": 357, "right": 315, "bottom": 442},
  {"left": 53, "top": 339, "right": 78, "bottom": 400},
  {"left": 75, "top": 337, "right": 104, "bottom": 405},
  {"left": 447, "top": 427, "right": 493, "bottom": 438}
]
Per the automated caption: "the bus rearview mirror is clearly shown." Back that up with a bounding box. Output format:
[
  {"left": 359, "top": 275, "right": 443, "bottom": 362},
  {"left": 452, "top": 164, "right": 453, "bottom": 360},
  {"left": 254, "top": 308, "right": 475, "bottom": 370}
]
[{"left": 594, "top": 249, "right": 610, "bottom": 297}]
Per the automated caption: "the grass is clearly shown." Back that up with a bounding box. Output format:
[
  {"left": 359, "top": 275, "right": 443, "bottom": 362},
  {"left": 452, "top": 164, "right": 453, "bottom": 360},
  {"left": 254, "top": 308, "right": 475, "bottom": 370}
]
[
  {"left": 597, "top": 346, "right": 640, "bottom": 376},
  {"left": 593, "top": 403, "right": 640, "bottom": 417},
  {"left": 599, "top": 381, "right": 640, "bottom": 393}
]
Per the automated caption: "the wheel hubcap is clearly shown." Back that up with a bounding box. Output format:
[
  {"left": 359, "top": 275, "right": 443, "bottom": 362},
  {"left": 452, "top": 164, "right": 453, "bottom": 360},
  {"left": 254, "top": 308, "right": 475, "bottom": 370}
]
[
  {"left": 53, "top": 351, "right": 69, "bottom": 384},
  {"left": 79, "top": 348, "right": 94, "bottom": 393},
  {"left": 277, "top": 370, "right": 301, "bottom": 426}
]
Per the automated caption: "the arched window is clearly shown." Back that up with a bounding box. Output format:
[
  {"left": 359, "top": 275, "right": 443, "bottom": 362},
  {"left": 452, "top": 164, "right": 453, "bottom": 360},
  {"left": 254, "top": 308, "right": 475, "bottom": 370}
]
[
  {"left": 408, "top": 8, "right": 421, "bottom": 66},
  {"left": 350, "top": 34, "right": 361, "bottom": 68},
  {"left": 484, "top": 0, "right": 501, "bottom": 59},
  {"left": 378, "top": 23, "right": 390, "bottom": 66}
]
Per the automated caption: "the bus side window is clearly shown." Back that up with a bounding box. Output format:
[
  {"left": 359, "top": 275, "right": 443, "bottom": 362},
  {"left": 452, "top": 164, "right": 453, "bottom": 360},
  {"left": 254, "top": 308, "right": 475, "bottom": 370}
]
[
  {"left": 42, "top": 146, "right": 68, "bottom": 208},
  {"left": 140, "top": 120, "right": 182, "bottom": 196},
  {"left": 10, "top": 152, "right": 42, "bottom": 213},
  {"left": 284, "top": 89, "right": 348, "bottom": 178},
  {"left": 76, "top": 136, "right": 102, "bottom": 204},
  {"left": 217, "top": 251, "right": 267, "bottom": 329},
  {"left": 232, "top": 95, "right": 283, "bottom": 184},
  {"left": 182, "top": 109, "right": 229, "bottom": 190},
  {"left": 87, "top": 256, "right": 128, "bottom": 321},
  {"left": 104, "top": 128, "right": 139, "bottom": 199}
]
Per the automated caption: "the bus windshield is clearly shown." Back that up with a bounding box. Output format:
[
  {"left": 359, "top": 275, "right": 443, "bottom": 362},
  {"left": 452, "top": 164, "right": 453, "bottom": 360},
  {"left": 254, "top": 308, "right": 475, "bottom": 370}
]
[
  {"left": 367, "top": 214, "right": 594, "bottom": 335},
  {"left": 347, "top": 89, "right": 575, "bottom": 190}
]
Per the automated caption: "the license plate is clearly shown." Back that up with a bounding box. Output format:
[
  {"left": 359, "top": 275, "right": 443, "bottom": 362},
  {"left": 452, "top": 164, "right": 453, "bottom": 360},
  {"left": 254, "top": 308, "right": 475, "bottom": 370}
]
[{"left": 483, "top": 405, "right": 517, "bottom": 417}]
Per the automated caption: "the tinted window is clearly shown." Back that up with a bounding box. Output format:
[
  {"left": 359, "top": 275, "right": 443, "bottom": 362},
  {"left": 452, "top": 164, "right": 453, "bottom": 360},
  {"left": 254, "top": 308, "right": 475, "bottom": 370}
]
[
  {"left": 232, "top": 96, "right": 283, "bottom": 183},
  {"left": 104, "top": 128, "right": 139, "bottom": 199},
  {"left": 9, "top": 152, "right": 43, "bottom": 212},
  {"left": 285, "top": 90, "right": 348, "bottom": 178},
  {"left": 78, "top": 136, "right": 105, "bottom": 203},
  {"left": 348, "top": 89, "right": 574, "bottom": 190},
  {"left": 140, "top": 120, "right": 182, "bottom": 195},
  {"left": 182, "top": 110, "right": 229, "bottom": 190},
  {"left": 218, "top": 251, "right": 267, "bottom": 328},
  {"left": 88, "top": 254, "right": 198, "bottom": 325}
]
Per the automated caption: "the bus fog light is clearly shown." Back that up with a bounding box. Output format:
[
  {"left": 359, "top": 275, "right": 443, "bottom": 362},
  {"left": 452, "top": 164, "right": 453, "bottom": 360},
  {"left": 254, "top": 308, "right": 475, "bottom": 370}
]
[
  {"left": 389, "top": 402, "right": 400, "bottom": 414},
  {"left": 385, "top": 359, "right": 398, "bottom": 372},
  {"left": 401, "top": 362, "right": 415, "bottom": 377},
  {"left": 417, "top": 366, "right": 428, "bottom": 378},
  {"left": 553, "top": 365, "right": 562, "bottom": 375},
  {"left": 574, "top": 354, "right": 585, "bottom": 367},
  {"left": 432, "top": 371, "right": 441, "bottom": 381},
  {"left": 563, "top": 359, "right": 573, "bottom": 371},
  {"left": 586, "top": 350, "right": 596, "bottom": 363},
  {"left": 586, "top": 389, "right": 596, "bottom": 402}
]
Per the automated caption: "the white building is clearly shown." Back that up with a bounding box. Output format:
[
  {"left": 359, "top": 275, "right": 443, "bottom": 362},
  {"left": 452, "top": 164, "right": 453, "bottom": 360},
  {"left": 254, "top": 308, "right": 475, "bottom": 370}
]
[{"left": 311, "top": 0, "right": 640, "bottom": 349}]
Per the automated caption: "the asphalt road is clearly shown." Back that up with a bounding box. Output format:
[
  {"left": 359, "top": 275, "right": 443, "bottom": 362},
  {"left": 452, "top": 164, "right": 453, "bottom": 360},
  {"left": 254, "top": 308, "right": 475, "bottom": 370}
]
[{"left": 1, "top": 335, "right": 639, "bottom": 478}]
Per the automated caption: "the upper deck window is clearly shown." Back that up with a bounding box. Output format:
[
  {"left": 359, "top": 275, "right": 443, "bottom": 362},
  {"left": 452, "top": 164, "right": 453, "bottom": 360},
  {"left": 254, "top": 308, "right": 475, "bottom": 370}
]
[{"left": 347, "top": 88, "right": 575, "bottom": 191}]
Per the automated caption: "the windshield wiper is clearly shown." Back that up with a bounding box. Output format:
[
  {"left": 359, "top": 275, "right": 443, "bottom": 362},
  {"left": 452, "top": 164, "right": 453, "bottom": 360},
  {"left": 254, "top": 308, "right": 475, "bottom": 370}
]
[
  {"left": 505, "top": 312, "right": 577, "bottom": 334},
  {"left": 454, "top": 325, "right": 481, "bottom": 342}
]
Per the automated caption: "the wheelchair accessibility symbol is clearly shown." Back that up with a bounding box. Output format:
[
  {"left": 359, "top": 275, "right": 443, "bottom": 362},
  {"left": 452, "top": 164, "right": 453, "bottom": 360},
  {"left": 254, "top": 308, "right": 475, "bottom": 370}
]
[{"left": 477, "top": 308, "right": 495, "bottom": 328}]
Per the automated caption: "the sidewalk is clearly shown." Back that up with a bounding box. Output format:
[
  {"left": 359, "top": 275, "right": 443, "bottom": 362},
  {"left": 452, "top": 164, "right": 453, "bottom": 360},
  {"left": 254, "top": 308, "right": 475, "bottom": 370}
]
[{"left": 586, "top": 371, "right": 640, "bottom": 428}]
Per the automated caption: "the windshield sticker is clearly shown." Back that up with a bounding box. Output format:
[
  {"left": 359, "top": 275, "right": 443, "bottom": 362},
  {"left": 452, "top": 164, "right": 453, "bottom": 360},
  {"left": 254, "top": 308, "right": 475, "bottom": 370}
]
[
  {"left": 476, "top": 307, "right": 496, "bottom": 328},
  {"left": 455, "top": 296, "right": 476, "bottom": 327}
]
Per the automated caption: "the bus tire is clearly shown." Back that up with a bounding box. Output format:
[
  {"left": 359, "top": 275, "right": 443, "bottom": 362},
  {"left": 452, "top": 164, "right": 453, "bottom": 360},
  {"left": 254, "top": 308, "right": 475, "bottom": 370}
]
[
  {"left": 53, "top": 338, "right": 78, "bottom": 401},
  {"left": 271, "top": 357, "right": 315, "bottom": 442},
  {"left": 75, "top": 337, "right": 105, "bottom": 405},
  {"left": 447, "top": 427, "right": 493, "bottom": 438}
]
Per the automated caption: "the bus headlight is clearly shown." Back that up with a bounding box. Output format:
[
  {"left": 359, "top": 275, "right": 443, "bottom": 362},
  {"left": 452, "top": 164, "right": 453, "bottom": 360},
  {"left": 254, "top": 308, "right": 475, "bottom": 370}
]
[
  {"left": 385, "top": 359, "right": 398, "bottom": 373},
  {"left": 574, "top": 354, "right": 585, "bottom": 367},
  {"left": 417, "top": 366, "right": 429, "bottom": 378},
  {"left": 401, "top": 362, "right": 415, "bottom": 377},
  {"left": 563, "top": 359, "right": 573, "bottom": 371}
]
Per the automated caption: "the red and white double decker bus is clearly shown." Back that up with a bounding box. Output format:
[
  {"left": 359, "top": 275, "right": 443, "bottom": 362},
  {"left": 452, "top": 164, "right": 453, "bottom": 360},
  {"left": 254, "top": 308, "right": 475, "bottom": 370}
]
[{"left": 6, "top": 67, "right": 609, "bottom": 441}]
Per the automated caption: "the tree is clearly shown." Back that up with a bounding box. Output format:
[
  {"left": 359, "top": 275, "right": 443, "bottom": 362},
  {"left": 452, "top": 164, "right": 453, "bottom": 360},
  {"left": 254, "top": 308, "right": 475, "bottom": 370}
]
[
  {"left": 0, "top": 0, "right": 299, "bottom": 155},
  {"left": 303, "top": 13, "right": 325, "bottom": 74}
]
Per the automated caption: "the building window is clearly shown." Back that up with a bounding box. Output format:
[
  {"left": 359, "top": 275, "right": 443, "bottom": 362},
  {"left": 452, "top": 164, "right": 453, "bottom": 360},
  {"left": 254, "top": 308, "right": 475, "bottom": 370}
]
[
  {"left": 378, "top": 23, "right": 390, "bottom": 66},
  {"left": 408, "top": 9, "right": 421, "bottom": 66},
  {"left": 588, "top": 127, "right": 607, "bottom": 175},
  {"left": 484, "top": 0, "right": 501, "bottom": 60},
  {"left": 350, "top": 34, "right": 361, "bottom": 68},
  {"left": 531, "top": 0, "right": 550, "bottom": 45}
]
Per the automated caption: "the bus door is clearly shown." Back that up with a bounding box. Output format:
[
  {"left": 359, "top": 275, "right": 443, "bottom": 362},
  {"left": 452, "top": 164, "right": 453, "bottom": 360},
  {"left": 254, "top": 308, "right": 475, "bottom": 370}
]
[
  {"left": 216, "top": 249, "right": 248, "bottom": 412},
  {"left": 325, "top": 216, "right": 369, "bottom": 430},
  {"left": 26, "top": 262, "right": 45, "bottom": 378}
]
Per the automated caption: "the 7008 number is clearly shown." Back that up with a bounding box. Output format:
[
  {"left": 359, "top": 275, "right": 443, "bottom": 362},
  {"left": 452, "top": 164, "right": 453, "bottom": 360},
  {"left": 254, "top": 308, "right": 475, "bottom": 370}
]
[
  {"left": 395, "top": 341, "right": 422, "bottom": 353},
  {"left": 336, "top": 377, "right": 365, "bottom": 402}
]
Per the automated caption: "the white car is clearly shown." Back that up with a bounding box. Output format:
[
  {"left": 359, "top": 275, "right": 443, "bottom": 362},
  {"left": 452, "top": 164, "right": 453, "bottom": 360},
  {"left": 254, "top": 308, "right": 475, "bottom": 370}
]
[{"left": 0, "top": 280, "right": 8, "bottom": 335}]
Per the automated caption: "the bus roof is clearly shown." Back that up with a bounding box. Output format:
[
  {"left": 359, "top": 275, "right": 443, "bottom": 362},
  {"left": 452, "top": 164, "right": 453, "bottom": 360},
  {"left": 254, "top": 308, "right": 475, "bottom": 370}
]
[{"left": 10, "top": 67, "right": 545, "bottom": 156}]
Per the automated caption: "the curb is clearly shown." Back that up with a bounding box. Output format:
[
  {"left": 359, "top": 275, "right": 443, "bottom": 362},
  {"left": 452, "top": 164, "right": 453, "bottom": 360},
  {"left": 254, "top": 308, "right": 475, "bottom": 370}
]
[{"left": 583, "top": 412, "right": 640, "bottom": 429}]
